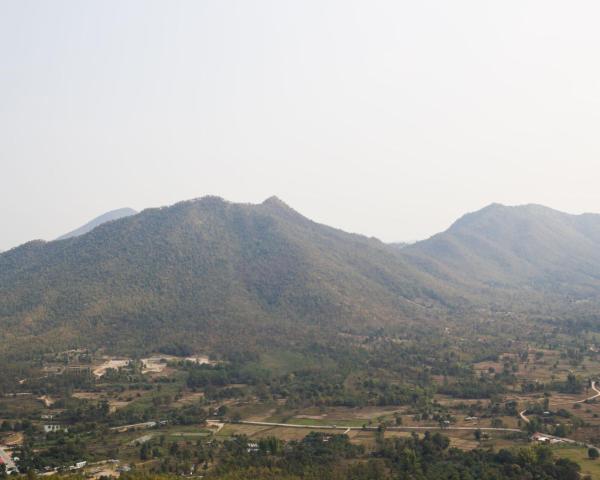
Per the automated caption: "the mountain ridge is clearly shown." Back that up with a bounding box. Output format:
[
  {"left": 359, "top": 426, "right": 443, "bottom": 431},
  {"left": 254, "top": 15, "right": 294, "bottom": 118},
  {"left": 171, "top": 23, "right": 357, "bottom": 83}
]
[
  {"left": 2, "top": 197, "right": 600, "bottom": 359},
  {"left": 404, "top": 202, "right": 600, "bottom": 301},
  {"left": 0, "top": 196, "right": 454, "bottom": 357}
]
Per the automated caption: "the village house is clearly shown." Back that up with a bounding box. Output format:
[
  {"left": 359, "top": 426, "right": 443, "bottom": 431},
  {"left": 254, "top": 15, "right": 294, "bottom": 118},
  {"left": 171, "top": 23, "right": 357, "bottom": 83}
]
[{"left": 44, "top": 424, "right": 67, "bottom": 433}]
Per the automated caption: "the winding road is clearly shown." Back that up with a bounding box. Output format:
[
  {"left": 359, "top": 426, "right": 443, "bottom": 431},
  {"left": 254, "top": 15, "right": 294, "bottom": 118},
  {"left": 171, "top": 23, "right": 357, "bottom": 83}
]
[
  {"left": 575, "top": 381, "right": 600, "bottom": 404},
  {"left": 227, "top": 383, "right": 600, "bottom": 448},
  {"left": 520, "top": 380, "right": 599, "bottom": 424}
]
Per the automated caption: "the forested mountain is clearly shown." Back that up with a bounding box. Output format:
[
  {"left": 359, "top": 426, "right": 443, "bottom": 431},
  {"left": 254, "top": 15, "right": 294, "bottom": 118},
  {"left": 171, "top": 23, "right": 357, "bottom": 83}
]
[
  {"left": 403, "top": 203, "right": 600, "bottom": 308},
  {"left": 2, "top": 198, "right": 600, "bottom": 359},
  {"left": 0, "top": 197, "right": 454, "bottom": 357},
  {"left": 389, "top": 242, "right": 410, "bottom": 249},
  {"left": 57, "top": 207, "right": 138, "bottom": 240}
]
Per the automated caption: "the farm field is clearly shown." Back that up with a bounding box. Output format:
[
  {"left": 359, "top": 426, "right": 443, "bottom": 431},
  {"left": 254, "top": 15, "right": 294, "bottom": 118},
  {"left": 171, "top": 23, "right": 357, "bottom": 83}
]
[
  {"left": 553, "top": 446, "right": 600, "bottom": 479},
  {"left": 2, "top": 327, "right": 600, "bottom": 478}
]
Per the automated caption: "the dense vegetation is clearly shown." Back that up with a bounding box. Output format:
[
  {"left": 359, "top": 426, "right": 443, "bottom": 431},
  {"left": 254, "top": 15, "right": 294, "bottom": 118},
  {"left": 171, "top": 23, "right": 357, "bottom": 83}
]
[
  {"left": 0, "top": 196, "right": 455, "bottom": 359},
  {"left": 2, "top": 197, "right": 600, "bottom": 361},
  {"left": 10, "top": 432, "right": 583, "bottom": 480},
  {"left": 404, "top": 203, "right": 600, "bottom": 309},
  {"left": 3, "top": 197, "right": 600, "bottom": 477}
]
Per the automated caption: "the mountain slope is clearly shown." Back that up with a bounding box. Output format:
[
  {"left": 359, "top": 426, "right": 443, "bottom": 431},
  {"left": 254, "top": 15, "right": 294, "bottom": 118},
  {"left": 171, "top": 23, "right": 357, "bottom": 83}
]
[
  {"left": 57, "top": 208, "right": 137, "bottom": 240},
  {"left": 0, "top": 197, "right": 453, "bottom": 357},
  {"left": 389, "top": 242, "right": 410, "bottom": 250},
  {"left": 403, "top": 203, "right": 600, "bottom": 302},
  {"left": 4, "top": 198, "right": 600, "bottom": 358}
]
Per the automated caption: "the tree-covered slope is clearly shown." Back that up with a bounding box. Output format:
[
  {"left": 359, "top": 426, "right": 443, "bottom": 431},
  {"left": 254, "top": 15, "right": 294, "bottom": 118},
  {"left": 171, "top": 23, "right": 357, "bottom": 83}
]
[
  {"left": 4, "top": 198, "right": 600, "bottom": 358},
  {"left": 0, "top": 196, "right": 452, "bottom": 356},
  {"left": 403, "top": 203, "right": 600, "bottom": 302}
]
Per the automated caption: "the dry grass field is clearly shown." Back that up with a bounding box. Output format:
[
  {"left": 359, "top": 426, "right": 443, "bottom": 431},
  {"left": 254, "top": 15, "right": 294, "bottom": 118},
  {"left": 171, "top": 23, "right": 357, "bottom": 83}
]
[{"left": 553, "top": 446, "right": 600, "bottom": 479}]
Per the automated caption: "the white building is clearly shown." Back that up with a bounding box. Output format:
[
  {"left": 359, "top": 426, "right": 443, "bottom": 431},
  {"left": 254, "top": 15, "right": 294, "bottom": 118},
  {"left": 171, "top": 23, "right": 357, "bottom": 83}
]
[{"left": 44, "top": 424, "right": 67, "bottom": 433}]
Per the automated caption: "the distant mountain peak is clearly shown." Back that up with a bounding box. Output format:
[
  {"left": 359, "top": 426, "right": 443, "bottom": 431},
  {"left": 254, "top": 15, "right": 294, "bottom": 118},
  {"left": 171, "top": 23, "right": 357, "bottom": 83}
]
[
  {"left": 262, "top": 195, "right": 287, "bottom": 206},
  {"left": 57, "top": 207, "right": 137, "bottom": 240},
  {"left": 260, "top": 196, "right": 308, "bottom": 222},
  {"left": 0, "top": 195, "right": 441, "bottom": 355},
  {"left": 449, "top": 203, "right": 563, "bottom": 232},
  {"left": 405, "top": 201, "right": 600, "bottom": 302},
  {"left": 482, "top": 202, "right": 561, "bottom": 213}
]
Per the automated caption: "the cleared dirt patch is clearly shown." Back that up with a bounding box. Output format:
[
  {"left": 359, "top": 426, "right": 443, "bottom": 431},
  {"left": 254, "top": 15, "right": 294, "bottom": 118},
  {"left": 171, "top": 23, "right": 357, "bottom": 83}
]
[
  {"left": 291, "top": 405, "right": 403, "bottom": 423},
  {"left": 253, "top": 426, "right": 335, "bottom": 442},
  {"left": 38, "top": 395, "right": 55, "bottom": 408},
  {"left": 93, "top": 359, "right": 130, "bottom": 377}
]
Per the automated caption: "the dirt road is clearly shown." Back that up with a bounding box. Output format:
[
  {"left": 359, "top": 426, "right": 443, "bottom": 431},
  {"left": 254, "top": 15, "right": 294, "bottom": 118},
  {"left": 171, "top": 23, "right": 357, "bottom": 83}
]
[{"left": 226, "top": 420, "right": 522, "bottom": 433}]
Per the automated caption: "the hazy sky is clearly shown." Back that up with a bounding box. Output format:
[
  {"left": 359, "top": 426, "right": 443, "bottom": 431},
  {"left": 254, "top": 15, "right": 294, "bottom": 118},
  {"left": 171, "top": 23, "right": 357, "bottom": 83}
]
[{"left": 2, "top": 1, "right": 600, "bottom": 251}]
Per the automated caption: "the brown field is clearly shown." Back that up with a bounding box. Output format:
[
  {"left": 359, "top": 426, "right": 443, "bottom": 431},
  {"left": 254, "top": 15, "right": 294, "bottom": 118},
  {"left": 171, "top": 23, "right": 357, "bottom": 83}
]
[
  {"left": 72, "top": 391, "right": 104, "bottom": 401},
  {"left": 445, "top": 431, "right": 480, "bottom": 450},
  {"left": 216, "top": 419, "right": 534, "bottom": 453},
  {"left": 283, "top": 405, "right": 404, "bottom": 423},
  {"left": 2, "top": 432, "right": 24, "bottom": 446},
  {"left": 172, "top": 391, "right": 205, "bottom": 407},
  {"left": 72, "top": 389, "right": 150, "bottom": 412},
  {"left": 349, "top": 430, "right": 379, "bottom": 449},
  {"left": 552, "top": 446, "right": 600, "bottom": 479},
  {"left": 253, "top": 427, "right": 331, "bottom": 442},
  {"left": 217, "top": 423, "right": 273, "bottom": 438},
  {"left": 473, "top": 349, "right": 600, "bottom": 386}
]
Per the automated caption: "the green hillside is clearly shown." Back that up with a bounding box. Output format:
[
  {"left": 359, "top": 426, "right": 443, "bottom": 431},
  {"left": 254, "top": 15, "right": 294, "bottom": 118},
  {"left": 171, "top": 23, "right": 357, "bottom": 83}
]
[
  {"left": 2, "top": 198, "right": 600, "bottom": 359},
  {"left": 0, "top": 196, "right": 453, "bottom": 358},
  {"left": 404, "top": 204, "right": 600, "bottom": 309}
]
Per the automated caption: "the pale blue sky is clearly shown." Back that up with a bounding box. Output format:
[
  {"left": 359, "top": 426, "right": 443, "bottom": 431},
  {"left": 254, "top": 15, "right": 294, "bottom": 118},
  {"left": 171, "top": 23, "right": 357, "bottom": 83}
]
[{"left": 2, "top": 1, "right": 600, "bottom": 251}]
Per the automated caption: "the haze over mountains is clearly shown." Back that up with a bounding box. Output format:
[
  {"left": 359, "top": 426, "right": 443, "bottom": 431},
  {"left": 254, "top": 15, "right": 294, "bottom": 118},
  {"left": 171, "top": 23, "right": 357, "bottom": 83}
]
[
  {"left": 57, "top": 207, "right": 138, "bottom": 240},
  {"left": 1, "top": 196, "right": 599, "bottom": 357},
  {"left": 405, "top": 203, "right": 600, "bottom": 303}
]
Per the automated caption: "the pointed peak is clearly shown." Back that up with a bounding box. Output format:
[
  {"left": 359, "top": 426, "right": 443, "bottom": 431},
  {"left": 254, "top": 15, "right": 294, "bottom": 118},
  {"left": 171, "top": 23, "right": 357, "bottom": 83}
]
[
  {"left": 260, "top": 196, "right": 308, "bottom": 222},
  {"left": 485, "top": 202, "right": 506, "bottom": 210},
  {"left": 261, "top": 196, "right": 297, "bottom": 212},
  {"left": 262, "top": 195, "right": 287, "bottom": 206}
]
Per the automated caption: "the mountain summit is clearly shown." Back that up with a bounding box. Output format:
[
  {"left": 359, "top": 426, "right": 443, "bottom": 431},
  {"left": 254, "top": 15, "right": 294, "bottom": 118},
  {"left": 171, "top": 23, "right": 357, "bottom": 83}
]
[
  {"left": 2, "top": 198, "right": 600, "bottom": 358},
  {"left": 404, "top": 203, "right": 600, "bottom": 300},
  {"left": 0, "top": 196, "right": 446, "bottom": 356}
]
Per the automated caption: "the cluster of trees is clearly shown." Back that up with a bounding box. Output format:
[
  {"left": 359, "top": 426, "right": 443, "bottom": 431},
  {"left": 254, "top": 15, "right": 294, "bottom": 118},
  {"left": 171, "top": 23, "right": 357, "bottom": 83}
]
[
  {"left": 138, "top": 434, "right": 217, "bottom": 474},
  {"left": 237, "top": 432, "right": 581, "bottom": 479},
  {"left": 554, "top": 373, "right": 585, "bottom": 394},
  {"left": 186, "top": 362, "right": 268, "bottom": 390},
  {"left": 14, "top": 433, "right": 88, "bottom": 471},
  {"left": 86, "top": 431, "right": 585, "bottom": 480},
  {"left": 0, "top": 419, "right": 34, "bottom": 434},
  {"left": 438, "top": 377, "right": 506, "bottom": 399}
]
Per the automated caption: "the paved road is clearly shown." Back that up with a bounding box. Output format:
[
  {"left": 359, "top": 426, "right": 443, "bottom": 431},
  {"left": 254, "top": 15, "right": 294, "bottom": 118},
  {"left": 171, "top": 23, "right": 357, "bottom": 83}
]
[{"left": 226, "top": 420, "right": 522, "bottom": 433}]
